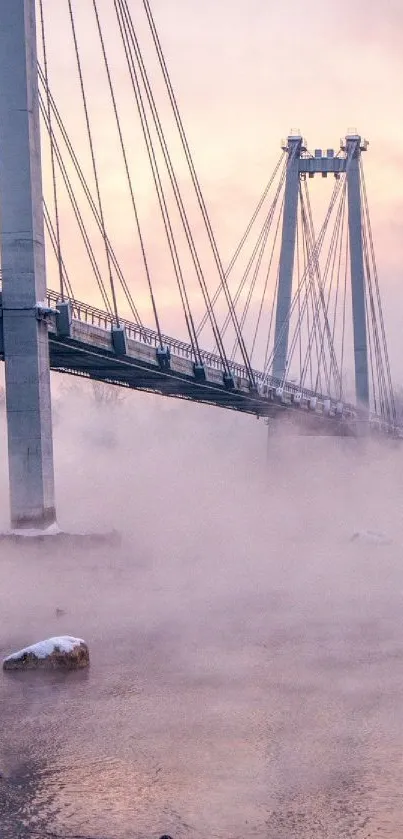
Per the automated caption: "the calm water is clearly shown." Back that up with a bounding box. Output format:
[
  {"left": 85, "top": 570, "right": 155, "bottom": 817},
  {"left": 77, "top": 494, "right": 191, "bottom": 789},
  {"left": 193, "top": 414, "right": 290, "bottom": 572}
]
[{"left": 1, "top": 525, "right": 403, "bottom": 839}]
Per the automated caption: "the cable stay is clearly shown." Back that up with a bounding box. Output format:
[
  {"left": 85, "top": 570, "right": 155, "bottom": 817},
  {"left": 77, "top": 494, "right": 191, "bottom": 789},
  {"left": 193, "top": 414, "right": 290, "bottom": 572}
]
[
  {"left": 113, "top": 0, "right": 265, "bottom": 382},
  {"left": 92, "top": 0, "right": 163, "bottom": 347},
  {"left": 251, "top": 195, "right": 284, "bottom": 367},
  {"left": 296, "top": 189, "right": 332, "bottom": 394},
  {"left": 67, "top": 0, "right": 120, "bottom": 327},
  {"left": 38, "top": 89, "right": 115, "bottom": 317},
  {"left": 229, "top": 187, "right": 286, "bottom": 364},
  {"left": 264, "top": 178, "right": 343, "bottom": 387},
  {"left": 140, "top": 0, "right": 257, "bottom": 386},
  {"left": 190, "top": 154, "right": 287, "bottom": 376},
  {"left": 38, "top": 66, "right": 144, "bottom": 326},
  {"left": 43, "top": 201, "right": 74, "bottom": 299},
  {"left": 114, "top": 0, "right": 205, "bottom": 367},
  {"left": 360, "top": 159, "right": 396, "bottom": 424},
  {"left": 196, "top": 153, "right": 286, "bottom": 337},
  {"left": 298, "top": 180, "right": 344, "bottom": 397},
  {"left": 217, "top": 164, "right": 286, "bottom": 351},
  {"left": 38, "top": 0, "right": 64, "bottom": 301}
]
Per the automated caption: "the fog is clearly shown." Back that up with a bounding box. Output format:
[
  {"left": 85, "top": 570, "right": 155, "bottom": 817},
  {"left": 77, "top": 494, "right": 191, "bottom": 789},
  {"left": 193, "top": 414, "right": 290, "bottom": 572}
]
[{"left": 1, "top": 377, "right": 403, "bottom": 838}]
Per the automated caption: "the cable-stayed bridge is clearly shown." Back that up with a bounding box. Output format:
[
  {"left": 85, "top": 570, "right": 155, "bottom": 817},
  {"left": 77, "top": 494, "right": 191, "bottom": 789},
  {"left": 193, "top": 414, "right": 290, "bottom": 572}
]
[{"left": 0, "top": 0, "right": 401, "bottom": 531}]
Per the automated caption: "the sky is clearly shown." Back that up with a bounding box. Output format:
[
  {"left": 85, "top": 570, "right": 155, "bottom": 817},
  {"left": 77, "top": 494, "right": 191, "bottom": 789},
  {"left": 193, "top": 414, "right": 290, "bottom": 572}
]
[{"left": 36, "top": 0, "right": 403, "bottom": 378}]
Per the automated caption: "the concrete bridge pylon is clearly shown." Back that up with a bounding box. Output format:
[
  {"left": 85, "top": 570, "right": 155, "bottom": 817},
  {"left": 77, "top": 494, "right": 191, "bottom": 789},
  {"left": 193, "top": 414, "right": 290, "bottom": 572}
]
[{"left": 0, "top": 0, "right": 56, "bottom": 530}]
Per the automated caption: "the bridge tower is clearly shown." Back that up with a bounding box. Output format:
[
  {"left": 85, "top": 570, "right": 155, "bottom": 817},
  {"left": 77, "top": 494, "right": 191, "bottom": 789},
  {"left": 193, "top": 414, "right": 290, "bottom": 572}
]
[
  {"left": 272, "top": 132, "right": 304, "bottom": 382},
  {"left": 343, "top": 133, "right": 369, "bottom": 408},
  {"left": 272, "top": 130, "right": 370, "bottom": 411},
  {"left": 0, "top": 0, "right": 56, "bottom": 530}
]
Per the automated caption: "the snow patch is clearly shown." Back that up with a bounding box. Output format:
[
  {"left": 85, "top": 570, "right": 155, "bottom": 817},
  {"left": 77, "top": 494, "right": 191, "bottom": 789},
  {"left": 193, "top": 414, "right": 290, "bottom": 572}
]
[{"left": 3, "top": 636, "right": 85, "bottom": 663}]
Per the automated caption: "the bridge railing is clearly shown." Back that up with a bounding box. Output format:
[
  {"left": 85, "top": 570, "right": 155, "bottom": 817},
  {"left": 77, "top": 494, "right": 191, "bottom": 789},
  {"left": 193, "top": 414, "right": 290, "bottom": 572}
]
[{"left": 46, "top": 289, "right": 255, "bottom": 381}]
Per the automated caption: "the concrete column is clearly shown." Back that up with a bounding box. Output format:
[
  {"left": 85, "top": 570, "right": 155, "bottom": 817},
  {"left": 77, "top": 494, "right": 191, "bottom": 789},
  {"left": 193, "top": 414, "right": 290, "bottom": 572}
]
[
  {"left": 272, "top": 134, "right": 302, "bottom": 380},
  {"left": 0, "top": 0, "right": 56, "bottom": 529},
  {"left": 346, "top": 134, "right": 369, "bottom": 410}
]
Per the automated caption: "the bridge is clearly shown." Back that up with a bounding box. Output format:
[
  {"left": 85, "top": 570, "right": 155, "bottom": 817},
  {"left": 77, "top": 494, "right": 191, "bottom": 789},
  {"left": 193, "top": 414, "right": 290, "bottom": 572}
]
[{"left": 0, "top": 0, "right": 400, "bottom": 531}]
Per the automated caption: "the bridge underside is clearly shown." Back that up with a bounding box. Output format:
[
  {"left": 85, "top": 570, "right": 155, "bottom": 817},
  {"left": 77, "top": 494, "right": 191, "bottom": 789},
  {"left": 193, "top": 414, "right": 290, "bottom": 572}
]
[
  {"left": 0, "top": 341, "right": 351, "bottom": 438},
  {"left": 47, "top": 336, "right": 356, "bottom": 437},
  {"left": 0, "top": 311, "right": 360, "bottom": 438}
]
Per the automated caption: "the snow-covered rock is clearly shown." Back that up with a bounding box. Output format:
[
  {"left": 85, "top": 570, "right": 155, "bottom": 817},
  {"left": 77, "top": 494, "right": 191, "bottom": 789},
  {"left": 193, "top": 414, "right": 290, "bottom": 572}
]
[{"left": 2, "top": 636, "right": 89, "bottom": 671}]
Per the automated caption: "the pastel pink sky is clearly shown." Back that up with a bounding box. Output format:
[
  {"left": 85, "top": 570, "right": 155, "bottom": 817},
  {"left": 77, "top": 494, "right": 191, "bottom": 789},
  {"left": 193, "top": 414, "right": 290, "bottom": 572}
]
[{"left": 40, "top": 0, "right": 403, "bottom": 376}]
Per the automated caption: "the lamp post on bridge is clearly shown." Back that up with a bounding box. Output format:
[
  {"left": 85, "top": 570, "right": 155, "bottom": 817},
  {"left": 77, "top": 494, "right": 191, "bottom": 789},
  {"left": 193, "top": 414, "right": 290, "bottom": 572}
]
[{"left": 0, "top": 0, "right": 57, "bottom": 531}]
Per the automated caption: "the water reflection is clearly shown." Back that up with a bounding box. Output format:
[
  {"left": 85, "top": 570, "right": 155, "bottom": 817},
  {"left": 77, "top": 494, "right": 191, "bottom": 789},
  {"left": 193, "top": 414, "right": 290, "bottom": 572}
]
[{"left": 2, "top": 555, "right": 403, "bottom": 839}]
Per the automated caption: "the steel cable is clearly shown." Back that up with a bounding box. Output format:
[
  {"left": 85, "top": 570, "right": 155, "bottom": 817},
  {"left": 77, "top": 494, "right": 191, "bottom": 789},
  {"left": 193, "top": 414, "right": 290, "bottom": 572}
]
[{"left": 67, "top": 0, "right": 120, "bottom": 326}]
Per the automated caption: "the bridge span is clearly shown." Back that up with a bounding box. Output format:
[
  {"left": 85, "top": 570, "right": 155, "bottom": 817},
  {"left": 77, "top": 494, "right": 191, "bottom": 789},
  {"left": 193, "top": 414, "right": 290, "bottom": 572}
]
[{"left": 0, "top": 284, "right": 398, "bottom": 441}]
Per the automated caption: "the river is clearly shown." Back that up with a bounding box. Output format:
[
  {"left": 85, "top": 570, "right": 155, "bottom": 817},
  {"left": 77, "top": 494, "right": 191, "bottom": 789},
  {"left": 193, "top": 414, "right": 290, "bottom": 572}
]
[{"left": 1, "top": 427, "right": 403, "bottom": 838}]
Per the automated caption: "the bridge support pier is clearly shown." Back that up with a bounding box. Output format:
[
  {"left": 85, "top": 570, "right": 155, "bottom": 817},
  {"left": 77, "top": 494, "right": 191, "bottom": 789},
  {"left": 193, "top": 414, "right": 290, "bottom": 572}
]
[
  {"left": 0, "top": 0, "right": 56, "bottom": 530},
  {"left": 345, "top": 134, "right": 369, "bottom": 410},
  {"left": 272, "top": 133, "right": 303, "bottom": 381}
]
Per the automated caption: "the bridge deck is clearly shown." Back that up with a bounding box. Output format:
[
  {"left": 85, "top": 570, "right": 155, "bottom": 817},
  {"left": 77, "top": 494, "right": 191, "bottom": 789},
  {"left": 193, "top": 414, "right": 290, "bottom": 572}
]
[{"left": 0, "top": 289, "right": 400, "bottom": 438}]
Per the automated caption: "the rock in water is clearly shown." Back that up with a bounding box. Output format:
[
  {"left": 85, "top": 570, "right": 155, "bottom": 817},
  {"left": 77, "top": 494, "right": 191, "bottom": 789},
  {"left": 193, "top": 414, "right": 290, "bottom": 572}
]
[
  {"left": 2, "top": 636, "right": 89, "bottom": 672},
  {"left": 350, "top": 530, "right": 392, "bottom": 546}
]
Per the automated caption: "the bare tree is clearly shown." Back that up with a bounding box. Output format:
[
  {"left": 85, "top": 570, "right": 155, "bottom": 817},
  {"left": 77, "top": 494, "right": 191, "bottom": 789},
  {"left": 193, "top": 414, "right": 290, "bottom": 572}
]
[
  {"left": 56, "top": 377, "right": 126, "bottom": 408},
  {"left": 91, "top": 380, "right": 126, "bottom": 407}
]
